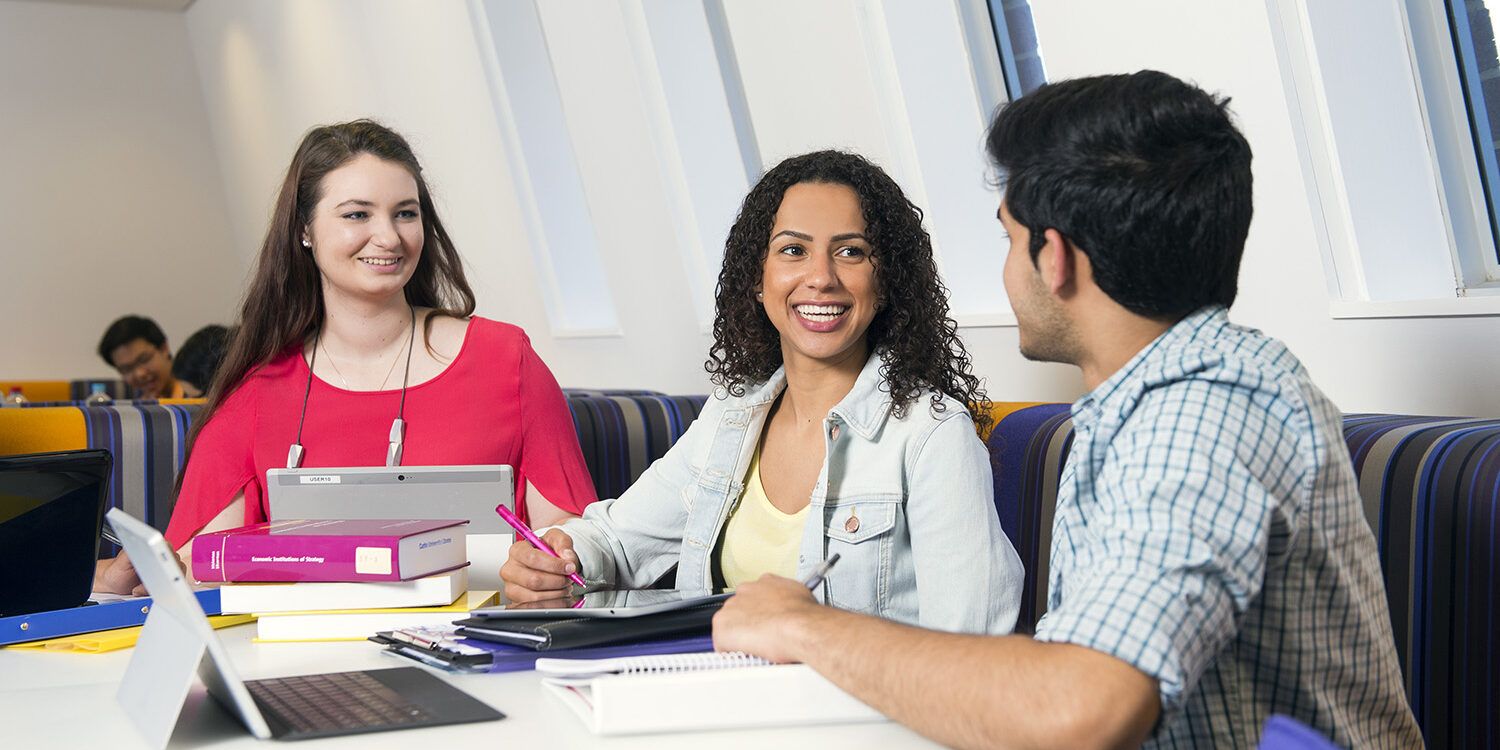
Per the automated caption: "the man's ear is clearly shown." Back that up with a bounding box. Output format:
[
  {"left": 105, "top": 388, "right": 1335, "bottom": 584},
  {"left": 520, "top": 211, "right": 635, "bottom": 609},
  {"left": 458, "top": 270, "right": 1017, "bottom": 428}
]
[{"left": 1038, "top": 227, "right": 1077, "bottom": 296}]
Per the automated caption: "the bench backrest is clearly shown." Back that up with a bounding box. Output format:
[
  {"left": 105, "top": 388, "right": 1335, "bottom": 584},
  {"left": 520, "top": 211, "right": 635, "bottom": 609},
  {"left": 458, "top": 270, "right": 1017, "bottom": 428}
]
[{"left": 989, "top": 404, "right": 1500, "bottom": 749}]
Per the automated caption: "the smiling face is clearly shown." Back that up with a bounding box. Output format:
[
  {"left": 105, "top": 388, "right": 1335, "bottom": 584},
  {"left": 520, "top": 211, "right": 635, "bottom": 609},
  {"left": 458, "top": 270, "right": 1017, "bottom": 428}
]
[
  {"left": 302, "top": 152, "right": 425, "bottom": 305},
  {"left": 108, "top": 338, "right": 175, "bottom": 397},
  {"left": 759, "top": 181, "right": 879, "bottom": 371}
]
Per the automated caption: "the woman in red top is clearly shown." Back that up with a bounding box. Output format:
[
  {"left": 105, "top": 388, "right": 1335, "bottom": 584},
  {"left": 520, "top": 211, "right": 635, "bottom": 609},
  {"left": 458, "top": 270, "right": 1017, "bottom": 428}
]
[{"left": 95, "top": 120, "right": 597, "bottom": 593}]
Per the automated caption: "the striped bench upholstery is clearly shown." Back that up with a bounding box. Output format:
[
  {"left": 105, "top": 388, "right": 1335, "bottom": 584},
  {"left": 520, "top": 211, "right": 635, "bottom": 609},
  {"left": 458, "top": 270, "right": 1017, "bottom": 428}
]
[
  {"left": 85, "top": 402, "right": 201, "bottom": 557},
  {"left": 565, "top": 395, "right": 709, "bottom": 500},
  {"left": 563, "top": 388, "right": 666, "bottom": 398},
  {"left": 0, "top": 395, "right": 712, "bottom": 546},
  {"left": 989, "top": 405, "right": 1500, "bottom": 749},
  {"left": 0, "top": 403, "right": 202, "bottom": 558}
]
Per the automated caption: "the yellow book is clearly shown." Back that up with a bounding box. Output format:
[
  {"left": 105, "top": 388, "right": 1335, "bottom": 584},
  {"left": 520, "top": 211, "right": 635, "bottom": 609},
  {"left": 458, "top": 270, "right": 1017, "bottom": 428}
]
[
  {"left": 7, "top": 615, "right": 255, "bottom": 653},
  {"left": 252, "top": 590, "right": 499, "bottom": 643}
]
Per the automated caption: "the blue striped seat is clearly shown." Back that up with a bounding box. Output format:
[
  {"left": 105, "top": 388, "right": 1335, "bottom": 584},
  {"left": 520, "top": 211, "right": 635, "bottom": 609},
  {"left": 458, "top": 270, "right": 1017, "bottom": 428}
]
[
  {"left": 562, "top": 388, "right": 666, "bottom": 398},
  {"left": 74, "top": 396, "right": 711, "bottom": 555},
  {"left": 565, "top": 395, "right": 708, "bottom": 500},
  {"left": 81, "top": 402, "right": 202, "bottom": 558},
  {"left": 989, "top": 405, "right": 1500, "bottom": 749},
  {"left": 31, "top": 395, "right": 708, "bottom": 557}
]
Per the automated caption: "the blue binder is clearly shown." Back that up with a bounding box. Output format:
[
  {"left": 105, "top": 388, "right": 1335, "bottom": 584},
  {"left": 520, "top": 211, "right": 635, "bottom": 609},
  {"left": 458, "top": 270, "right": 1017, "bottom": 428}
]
[{"left": 0, "top": 588, "right": 221, "bottom": 646}]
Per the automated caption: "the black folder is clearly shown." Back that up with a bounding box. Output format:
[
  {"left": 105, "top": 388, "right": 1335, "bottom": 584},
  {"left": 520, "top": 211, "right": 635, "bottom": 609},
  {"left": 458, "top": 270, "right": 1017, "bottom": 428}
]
[{"left": 453, "top": 602, "right": 721, "bottom": 651}]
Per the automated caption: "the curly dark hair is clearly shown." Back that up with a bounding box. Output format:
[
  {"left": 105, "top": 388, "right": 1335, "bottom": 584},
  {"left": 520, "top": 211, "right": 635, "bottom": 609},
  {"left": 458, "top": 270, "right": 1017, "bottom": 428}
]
[{"left": 706, "top": 150, "right": 991, "bottom": 432}]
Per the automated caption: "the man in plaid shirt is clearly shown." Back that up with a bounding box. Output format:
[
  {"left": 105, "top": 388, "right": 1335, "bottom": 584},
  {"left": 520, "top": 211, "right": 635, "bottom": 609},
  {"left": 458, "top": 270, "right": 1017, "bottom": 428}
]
[{"left": 714, "top": 70, "right": 1421, "bottom": 748}]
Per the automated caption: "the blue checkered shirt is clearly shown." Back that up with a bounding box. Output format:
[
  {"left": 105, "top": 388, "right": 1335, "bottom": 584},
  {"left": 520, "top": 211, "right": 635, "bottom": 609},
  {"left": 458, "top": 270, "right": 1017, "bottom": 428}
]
[{"left": 1032, "top": 306, "right": 1421, "bottom": 748}]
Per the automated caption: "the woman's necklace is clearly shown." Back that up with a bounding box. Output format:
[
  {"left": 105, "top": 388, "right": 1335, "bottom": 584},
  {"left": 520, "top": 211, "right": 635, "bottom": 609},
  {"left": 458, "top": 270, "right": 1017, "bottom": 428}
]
[{"left": 319, "top": 321, "right": 413, "bottom": 391}]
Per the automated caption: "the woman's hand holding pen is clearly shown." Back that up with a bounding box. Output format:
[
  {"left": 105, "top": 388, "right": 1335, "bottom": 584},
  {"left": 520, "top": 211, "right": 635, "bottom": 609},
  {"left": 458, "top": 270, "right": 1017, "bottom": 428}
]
[{"left": 500, "top": 529, "right": 582, "bottom": 603}]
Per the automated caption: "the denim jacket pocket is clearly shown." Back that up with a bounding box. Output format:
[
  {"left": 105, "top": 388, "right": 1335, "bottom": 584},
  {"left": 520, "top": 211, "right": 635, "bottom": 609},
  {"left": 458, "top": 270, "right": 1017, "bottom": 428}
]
[{"left": 821, "top": 493, "right": 902, "bottom": 614}]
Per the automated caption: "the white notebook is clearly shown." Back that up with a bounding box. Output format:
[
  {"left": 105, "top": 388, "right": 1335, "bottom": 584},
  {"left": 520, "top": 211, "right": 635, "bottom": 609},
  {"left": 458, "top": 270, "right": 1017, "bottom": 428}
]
[{"left": 537, "top": 651, "right": 887, "bottom": 736}]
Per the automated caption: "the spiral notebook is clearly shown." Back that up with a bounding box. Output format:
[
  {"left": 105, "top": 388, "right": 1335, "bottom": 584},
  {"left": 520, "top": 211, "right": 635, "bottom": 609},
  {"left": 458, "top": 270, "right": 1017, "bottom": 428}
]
[{"left": 537, "top": 651, "right": 886, "bottom": 735}]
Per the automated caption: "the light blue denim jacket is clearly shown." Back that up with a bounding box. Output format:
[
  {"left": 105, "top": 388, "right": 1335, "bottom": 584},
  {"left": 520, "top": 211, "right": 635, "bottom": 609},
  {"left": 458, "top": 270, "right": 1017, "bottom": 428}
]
[{"left": 562, "top": 352, "right": 1023, "bottom": 634}]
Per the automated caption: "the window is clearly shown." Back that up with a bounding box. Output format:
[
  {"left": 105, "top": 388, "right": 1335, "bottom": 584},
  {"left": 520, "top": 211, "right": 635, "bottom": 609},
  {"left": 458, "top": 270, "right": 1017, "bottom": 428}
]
[
  {"left": 1446, "top": 0, "right": 1500, "bottom": 263},
  {"left": 469, "top": 0, "right": 622, "bottom": 336},
  {"left": 1267, "top": 0, "right": 1500, "bottom": 317},
  {"left": 985, "top": 0, "right": 1046, "bottom": 99},
  {"left": 619, "top": 0, "right": 759, "bottom": 332}
]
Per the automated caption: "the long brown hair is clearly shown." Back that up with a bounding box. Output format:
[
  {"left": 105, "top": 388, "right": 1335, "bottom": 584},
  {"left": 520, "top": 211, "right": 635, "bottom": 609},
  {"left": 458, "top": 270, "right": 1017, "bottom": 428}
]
[
  {"left": 707, "top": 150, "right": 991, "bottom": 432},
  {"left": 183, "top": 120, "right": 476, "bottom": 477}
]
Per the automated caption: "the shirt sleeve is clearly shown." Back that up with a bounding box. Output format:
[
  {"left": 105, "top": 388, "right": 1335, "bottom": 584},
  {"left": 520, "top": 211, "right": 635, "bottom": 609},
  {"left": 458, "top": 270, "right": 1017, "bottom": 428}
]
[
  {"left": 514, "top": 333, "right": 599, "bottom": 519},
  {"left": 905, "top": 412, "right": 1024, "bottom": 634},
  {"left": 163, "top": 378, "right": 260, "bottom": 549},
  {"left": 1032, "top": 378, "right": 1305, "bottom": 714}
]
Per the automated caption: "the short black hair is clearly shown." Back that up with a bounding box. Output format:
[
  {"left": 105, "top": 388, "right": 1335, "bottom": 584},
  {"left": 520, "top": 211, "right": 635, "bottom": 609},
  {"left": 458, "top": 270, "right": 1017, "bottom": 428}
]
[
  {"left": 986, "top": 70, "right": 1253, "bottom": 319},
  {"left": 172, "top": 325, "right": 233, "bottom": 393},
  {"left": 97, "top": 315, "right": 167, "bottom": 367}
]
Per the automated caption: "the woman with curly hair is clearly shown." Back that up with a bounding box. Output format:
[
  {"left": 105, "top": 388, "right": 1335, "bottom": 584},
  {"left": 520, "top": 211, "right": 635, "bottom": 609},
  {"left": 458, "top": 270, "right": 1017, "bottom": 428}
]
[{"left": 502, "top": 150, "right": 1022, "bottom": 634}]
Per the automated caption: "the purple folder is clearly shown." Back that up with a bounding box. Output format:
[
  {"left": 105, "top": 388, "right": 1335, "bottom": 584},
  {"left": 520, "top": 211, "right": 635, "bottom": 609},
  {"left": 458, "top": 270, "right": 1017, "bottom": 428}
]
[{"left": 465, "top": 633, "right": 716, "bottom": 673}]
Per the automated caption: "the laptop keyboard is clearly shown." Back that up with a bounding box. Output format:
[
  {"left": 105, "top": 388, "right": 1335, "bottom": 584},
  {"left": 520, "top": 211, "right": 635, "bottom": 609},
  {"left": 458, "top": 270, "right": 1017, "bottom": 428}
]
[{"left": 246, "top": 671, "right": 433, "bottom": 737}]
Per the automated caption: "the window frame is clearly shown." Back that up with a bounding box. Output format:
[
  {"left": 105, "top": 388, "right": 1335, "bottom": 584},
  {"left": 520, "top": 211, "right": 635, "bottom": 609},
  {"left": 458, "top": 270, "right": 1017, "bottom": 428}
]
[
  {"left": 1436, "top": 0, "right": 1500, "bottom": 285},
  {"left": 1267, "top": 0, "right": 1500, "bottom": 319}
]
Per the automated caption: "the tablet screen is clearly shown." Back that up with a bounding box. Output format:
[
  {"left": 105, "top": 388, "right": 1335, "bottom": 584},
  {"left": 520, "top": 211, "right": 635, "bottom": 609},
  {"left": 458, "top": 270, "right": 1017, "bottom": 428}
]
[{"left": 469, "top": 589, "right": 731, "bottom": 619}]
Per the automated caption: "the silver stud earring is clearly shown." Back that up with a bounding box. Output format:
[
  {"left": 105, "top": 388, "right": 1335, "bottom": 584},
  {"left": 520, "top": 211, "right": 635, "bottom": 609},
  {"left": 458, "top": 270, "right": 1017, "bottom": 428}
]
[
  {"left": 755, "top": 291, "right": 763, "bottom": 301},
  {"left": 301, "top": 238, "right": 311, "bottom": 248}
]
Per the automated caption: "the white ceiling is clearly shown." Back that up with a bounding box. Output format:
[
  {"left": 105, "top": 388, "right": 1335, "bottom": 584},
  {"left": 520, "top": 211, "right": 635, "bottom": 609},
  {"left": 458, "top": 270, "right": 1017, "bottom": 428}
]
[{"left": 27, "top": 0, "right": 194, "bottom": 11}]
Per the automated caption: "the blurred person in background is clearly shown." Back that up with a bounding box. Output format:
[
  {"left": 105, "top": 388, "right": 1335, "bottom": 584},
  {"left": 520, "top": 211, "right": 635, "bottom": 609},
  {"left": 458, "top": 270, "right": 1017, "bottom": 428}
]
[
  {"left": 172, "top": 325, "right": 234, "bottom": 398},
  {"left": 97, "top": 315, "right": 185, "bottom": 399}
]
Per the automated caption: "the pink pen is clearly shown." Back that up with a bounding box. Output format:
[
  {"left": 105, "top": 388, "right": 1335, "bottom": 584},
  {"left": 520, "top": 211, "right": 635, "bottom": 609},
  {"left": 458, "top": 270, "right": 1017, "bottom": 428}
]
[{"left": 495, "top": 503, "right": 587, "bottom": 588}]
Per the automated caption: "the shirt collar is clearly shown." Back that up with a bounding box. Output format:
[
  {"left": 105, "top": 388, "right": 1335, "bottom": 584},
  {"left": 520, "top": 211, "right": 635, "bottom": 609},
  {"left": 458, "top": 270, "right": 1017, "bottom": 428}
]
[
  {"left": 828, "top": 351, "right": 894, "bottom": 440},
  {"left": 1071, "top": 305, "right": 1228, "bottom": 426},
  {"left": 731, "top": 351, "right": 893, "bottom": 440}
]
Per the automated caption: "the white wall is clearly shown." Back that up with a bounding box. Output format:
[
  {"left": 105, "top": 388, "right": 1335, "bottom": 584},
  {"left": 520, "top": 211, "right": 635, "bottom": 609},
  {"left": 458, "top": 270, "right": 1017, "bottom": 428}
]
[
  {"left": 30, "top": 0, "right": 1493, "bottom": 415},
  {"left": 0, "top": 0, "right": 243, "bottom": 379},
  {"left": 1027, "top": 0, "right": 1500, "bottom": 416},
  {"left": 184, "top": 0, "right": 719, "bottom": 394},
  {"left": 178, "top": 0, "right": 1083, "bottom": 401}
]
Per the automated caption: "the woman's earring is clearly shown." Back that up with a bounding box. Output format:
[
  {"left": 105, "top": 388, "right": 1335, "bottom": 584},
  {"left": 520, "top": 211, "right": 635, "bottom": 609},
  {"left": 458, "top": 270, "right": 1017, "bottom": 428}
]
[
  {"left": 755, "top": 291, "right": 763, "bottom": 301},
  {"left": 301, "top": 238, "right": 312, "bottom": 248}
]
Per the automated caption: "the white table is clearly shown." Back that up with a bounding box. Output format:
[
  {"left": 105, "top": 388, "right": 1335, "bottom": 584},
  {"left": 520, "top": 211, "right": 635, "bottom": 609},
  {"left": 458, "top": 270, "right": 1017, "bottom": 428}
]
[{"left": 0, "top": 623, "right": 939, "bottom": 749}]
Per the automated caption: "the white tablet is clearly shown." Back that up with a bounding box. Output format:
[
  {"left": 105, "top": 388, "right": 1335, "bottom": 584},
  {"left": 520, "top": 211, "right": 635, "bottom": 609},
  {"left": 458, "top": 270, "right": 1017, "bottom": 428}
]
[
  {"left": 267, "top": 464, "right": 514, "bottom": 590},
  {"left": 469, "top": 589, "right": 732, "bottom": 619},
  {"left": 266, "top": 465, "right": 514, "bottom": 531}
]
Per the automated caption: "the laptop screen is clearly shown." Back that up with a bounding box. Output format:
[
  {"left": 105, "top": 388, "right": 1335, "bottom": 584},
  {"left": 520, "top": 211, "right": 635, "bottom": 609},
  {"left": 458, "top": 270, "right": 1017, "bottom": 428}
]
[{"left": 0, "top": 449, "right": 111, "bottom": 616}]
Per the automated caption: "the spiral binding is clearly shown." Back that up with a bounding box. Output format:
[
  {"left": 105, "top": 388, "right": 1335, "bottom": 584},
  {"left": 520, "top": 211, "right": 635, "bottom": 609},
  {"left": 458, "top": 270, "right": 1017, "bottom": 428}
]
[{"left": 616, "top": 651, "right": 771, "bottom": 675}]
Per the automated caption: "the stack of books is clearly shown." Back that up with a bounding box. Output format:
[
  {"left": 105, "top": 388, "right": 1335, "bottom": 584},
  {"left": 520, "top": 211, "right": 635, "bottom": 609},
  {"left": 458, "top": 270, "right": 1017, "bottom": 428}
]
[{"left": 191, "top": 519, "right": 495, "bottom": 642}]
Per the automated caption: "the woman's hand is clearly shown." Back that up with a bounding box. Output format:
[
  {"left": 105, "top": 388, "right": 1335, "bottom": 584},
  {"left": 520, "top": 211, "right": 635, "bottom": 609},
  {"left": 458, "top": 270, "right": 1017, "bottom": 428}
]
[
  {"left": 500, "top": 529, "right": 581, "bottom": 602},
  {"left": 93, "top": 552, "right": 146, "bottom": 596},
  {"left": 93, "top": 549, "right": 191, "bottom": 596}
]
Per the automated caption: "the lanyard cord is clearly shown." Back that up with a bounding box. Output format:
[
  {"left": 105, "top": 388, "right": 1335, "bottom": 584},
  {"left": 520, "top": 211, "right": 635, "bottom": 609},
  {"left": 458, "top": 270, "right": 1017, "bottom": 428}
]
[
  {"left": 396, "top": 304, "right": 415, "bottom": 423},
  {"left": 287, "top": 305, "right": 417, "bottom": 470}
]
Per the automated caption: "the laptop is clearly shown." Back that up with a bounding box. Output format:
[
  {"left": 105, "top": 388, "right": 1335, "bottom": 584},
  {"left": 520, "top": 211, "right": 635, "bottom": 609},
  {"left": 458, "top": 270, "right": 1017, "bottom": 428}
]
[
  {"left": 107, "top": 509, "right": 504, "bottom": 745},
  {"left": 266, "top": 465, "right": 515, "bottom": 589},
  {"left": 0, "top": 449, "right": 111, "bottom": 616}
]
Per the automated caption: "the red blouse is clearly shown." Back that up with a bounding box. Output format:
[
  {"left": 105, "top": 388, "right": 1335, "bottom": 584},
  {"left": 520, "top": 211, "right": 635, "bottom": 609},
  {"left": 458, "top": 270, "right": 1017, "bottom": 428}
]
[{"left": 164, "top": 317, "right": 598, "bottom": 548}]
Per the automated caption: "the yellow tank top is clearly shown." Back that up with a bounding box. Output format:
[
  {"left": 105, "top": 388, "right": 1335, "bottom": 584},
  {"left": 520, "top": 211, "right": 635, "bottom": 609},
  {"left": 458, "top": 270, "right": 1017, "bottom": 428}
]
[{"left": 716, "top": 442, "right": 809, "bottom": 589}]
